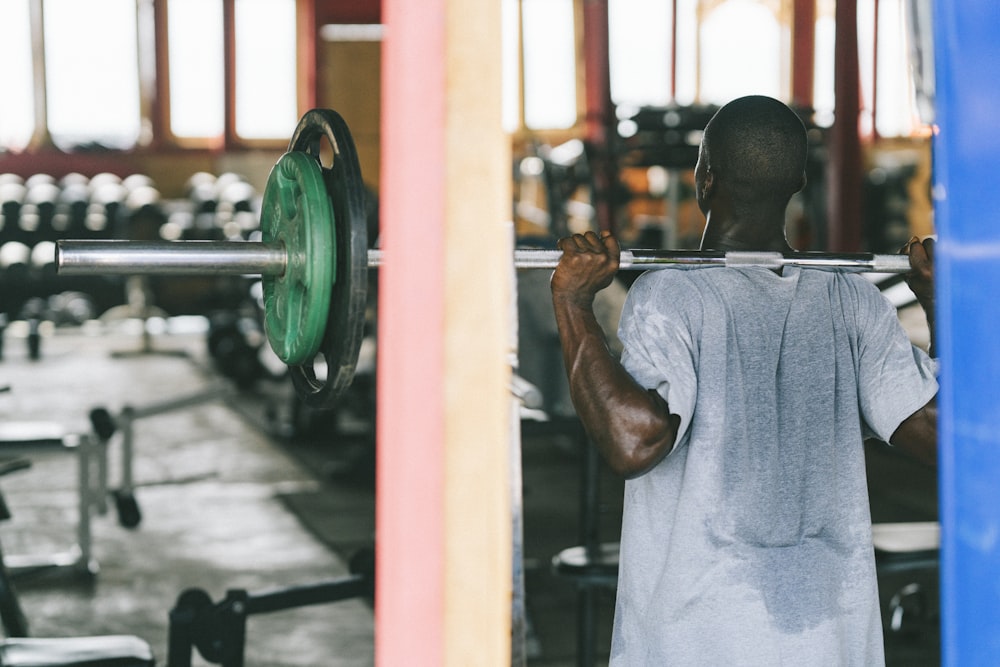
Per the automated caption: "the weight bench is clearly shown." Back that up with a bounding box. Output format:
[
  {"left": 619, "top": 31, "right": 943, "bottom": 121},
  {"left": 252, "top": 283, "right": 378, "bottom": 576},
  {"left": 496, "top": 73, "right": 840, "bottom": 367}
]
[
  {"left": 551, "top": 540, "right": 618, "bottom": 667},
  {"left": 0, "top": 456, "right": 155, "bottom": 666},
  {"left": 548, "top": 427, "right": 618, "bottom": 667},
  {"left": 0, "top": 422, "right": 106, "bottom": 578},
  {"left": 87, "top": 380, "right": 238, "bottom": 530},
  {"left": 0, "top": 635, "right": 154, "bottom": 667},
  {"left": 872, "top": 521, "right": 940, "bottom": 635},
  {"left": 166, "top": 548, "right": 374, "bottom": 667}
]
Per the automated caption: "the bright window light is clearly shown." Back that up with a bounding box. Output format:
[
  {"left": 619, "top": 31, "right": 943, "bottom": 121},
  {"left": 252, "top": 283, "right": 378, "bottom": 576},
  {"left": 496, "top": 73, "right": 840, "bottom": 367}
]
[
  {"left": 44, "top": 0, "right": 141, "bottom": 149},
  {"left": 168, "top": 0, "right": 225, "bottom": 138},
  {"left": 813, "top": 12, "right": 835, "bottom": 127},
  {"left": 521, "top": 0, "right": 577, "bottom": 129},
  {"left": 609, "top": 0, "right": 672, "bottom": 107},
  {"left": 875, "top": 0, "right": 918, "bottom": 137},
  {"left": 700, "top": 0, "right": 783, "bottom": 105},
  {"left": 235, "top": 0, "right": 298, "bottom": 139},
  {"left": 502, "top": 0, "right": 521, "bottom": 133},
  {"left": 673, "top": 0, "right": 698, "bottom": 105},
  {"left": 0, "top": 1, "right": 34, "bottom": 150}
]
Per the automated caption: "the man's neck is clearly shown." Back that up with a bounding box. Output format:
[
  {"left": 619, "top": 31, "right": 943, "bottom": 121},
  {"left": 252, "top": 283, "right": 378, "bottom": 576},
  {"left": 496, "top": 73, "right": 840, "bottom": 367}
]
[{"left": 699, "top": 214, "right": 794, "bottom": 253}]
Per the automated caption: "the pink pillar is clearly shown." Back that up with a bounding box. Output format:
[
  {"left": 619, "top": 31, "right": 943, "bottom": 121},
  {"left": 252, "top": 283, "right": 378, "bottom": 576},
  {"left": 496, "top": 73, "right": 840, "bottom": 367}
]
[{"left": 376, "top": 1, "right": 446, "bottom": 665}]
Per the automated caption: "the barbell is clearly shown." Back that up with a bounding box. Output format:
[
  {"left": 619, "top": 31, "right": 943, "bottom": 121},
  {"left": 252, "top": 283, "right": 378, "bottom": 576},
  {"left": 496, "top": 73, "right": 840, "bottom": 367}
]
[{"left": 53, "top": 109, "right": 914, "bottom": 409}]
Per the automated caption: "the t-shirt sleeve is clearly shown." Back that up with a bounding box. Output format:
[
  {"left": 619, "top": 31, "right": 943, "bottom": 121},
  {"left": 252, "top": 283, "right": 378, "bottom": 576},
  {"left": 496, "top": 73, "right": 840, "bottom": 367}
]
[
  {"left": 853, "top": 277, "right": 939, "bottom": 442},
  {"left": 617, "top": 273, "right": 699, "bottom": 451}
]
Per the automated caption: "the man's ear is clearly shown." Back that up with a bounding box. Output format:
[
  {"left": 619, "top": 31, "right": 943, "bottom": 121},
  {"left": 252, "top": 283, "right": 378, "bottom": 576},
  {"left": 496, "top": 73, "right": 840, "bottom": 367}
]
[{"left": 701, "top": 169, "right": 715, "bottom": 200}]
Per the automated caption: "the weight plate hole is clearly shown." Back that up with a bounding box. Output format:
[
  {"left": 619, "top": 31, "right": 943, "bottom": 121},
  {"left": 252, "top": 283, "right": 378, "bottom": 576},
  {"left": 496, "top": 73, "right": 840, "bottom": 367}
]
[
  {"left": 309, "top": 352, "right": 329, "bottom": 383},
  {"left": 315, "top": 140, "right": 337, "bottom": 171}
]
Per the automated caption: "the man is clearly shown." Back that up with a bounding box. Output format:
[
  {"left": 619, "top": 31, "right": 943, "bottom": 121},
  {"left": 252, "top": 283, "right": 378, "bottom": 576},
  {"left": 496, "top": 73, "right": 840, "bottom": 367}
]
[{"left": 550, "top": 95, "right": 937, "bottom": 665}]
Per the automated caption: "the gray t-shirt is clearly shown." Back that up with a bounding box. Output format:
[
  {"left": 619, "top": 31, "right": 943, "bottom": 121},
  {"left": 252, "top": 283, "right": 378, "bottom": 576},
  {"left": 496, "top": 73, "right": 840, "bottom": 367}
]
[{"left": 612, "top": 266, "right": 938, "bottom": 666}]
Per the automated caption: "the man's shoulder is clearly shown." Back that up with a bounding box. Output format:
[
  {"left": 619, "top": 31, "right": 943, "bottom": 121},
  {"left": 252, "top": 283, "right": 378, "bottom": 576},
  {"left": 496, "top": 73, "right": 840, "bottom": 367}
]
[
  {"left": 629, "top": 266, "right": 711, "bottom": 290},
  {"left": 811, "top": 270, "right": 889, "bottom": 303},
  {"left": 621, "top": 269, "right": 714, "bottom": 332},
  {"left": 625, "top": 268, "right": 709, "bottom": 307}
]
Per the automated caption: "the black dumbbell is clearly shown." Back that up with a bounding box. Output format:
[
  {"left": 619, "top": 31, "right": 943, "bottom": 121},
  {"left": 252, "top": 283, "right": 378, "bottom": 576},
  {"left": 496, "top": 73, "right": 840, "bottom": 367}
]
[
  {"left": 0, "top": 177, "right": 26, "bottom": 245},
  {"left": 22, "top": 177, "right": 60, "bottom": 243},
  {"left": 56, "top": 181, "right": 92, "bottom": 237},
  {"left": 88, "top": 180, "right": 127, "bottom": 237},
  {"left": 0, "top": 241, "right": 31, "bottom": 277},
  {"left": 18, "top": 297, "right": 47, "bottom": 361},
  {"left": 206, "top": 312, "right": 266, "bottom": 386}
]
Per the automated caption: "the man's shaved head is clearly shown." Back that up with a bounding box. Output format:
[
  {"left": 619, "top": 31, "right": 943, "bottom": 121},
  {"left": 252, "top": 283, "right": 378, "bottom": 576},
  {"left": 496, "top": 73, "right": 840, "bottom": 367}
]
[{"left": 701, "top": 95, "right": 808, "bottom": 202}]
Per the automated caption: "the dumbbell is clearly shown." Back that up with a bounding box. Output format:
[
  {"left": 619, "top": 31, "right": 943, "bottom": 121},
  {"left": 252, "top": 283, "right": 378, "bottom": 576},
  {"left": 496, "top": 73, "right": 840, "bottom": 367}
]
[
  {"left": 0, "top": 242, "right": 32, "bottom": 278},
  {"left": 87, "top": 180, "right": 128, "bottom": 237},
  {"left": 17, "top": 298, "right": 47, "bottom": 361},
  {"left": 22, "top": 176, "right": 60, "bottom": 243},
  {"left": 206, "top": 311, "right": 268, "bottom": 387},
  {"left": 0, "top": 177, "right": 27, "bottom": 245},
  {"left": 56, "top": 181, "right": 92, "bottom": 238}
]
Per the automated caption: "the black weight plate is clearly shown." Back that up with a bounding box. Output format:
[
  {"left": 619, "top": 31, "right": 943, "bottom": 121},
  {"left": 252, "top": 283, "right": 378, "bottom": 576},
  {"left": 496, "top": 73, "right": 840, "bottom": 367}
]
[{"left": 286, "top": 109, "right": 368, "bottom": 409}]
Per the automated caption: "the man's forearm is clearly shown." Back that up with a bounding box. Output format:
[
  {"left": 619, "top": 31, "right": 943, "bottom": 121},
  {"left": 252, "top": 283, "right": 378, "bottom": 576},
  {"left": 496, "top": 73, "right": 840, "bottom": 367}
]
[{"left": 553, "top": 296, "right": 678, "bottom": 478}]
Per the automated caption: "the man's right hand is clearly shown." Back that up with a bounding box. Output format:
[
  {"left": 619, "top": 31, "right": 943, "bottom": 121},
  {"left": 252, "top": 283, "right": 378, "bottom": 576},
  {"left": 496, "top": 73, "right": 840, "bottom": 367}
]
[
  {"left": 550, "top": 231, "right": 621, "bottom": 307},
  {"left": 903, "top": 236, "right": 935, "bottom": 310},
  {"left": 902, "top": 235, "right": 936, "bottom": 357}
]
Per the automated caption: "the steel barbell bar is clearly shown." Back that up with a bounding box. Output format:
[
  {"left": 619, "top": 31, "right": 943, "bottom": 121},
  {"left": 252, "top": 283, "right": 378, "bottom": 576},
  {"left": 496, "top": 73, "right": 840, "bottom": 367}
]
[
  {"left": 47, "top": 108, "right": 917, "bottom": 411},
  {"left": 55, "top": 241, "right": 913, "bottom": 276}
]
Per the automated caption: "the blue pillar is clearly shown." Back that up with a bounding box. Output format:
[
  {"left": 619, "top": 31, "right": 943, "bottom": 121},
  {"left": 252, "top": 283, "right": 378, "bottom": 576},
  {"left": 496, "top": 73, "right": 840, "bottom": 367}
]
[{"left": 933, "top": 3, "right": 1000, "bottom": 664}]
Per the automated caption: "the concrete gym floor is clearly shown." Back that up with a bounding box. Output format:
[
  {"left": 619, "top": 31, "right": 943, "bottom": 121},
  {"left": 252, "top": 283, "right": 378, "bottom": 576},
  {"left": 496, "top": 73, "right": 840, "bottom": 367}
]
[
  {"left": 0, "top": 320, "right": 374, "bottom": 667},
  {"left": 0, "top": 308, "right": 939, "bottom": 666}
]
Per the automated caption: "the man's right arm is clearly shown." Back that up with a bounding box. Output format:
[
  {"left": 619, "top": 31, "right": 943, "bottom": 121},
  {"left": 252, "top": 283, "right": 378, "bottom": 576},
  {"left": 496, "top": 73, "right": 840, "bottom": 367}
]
[
  {"left": 551, "top": 232, "right": 679, "bottom": 478},
  {"left": 890, "top": 399, "right": 937, "bottom": 466},
  {"left": 890, "top": 236, "right": 938, "bottom": 467}
]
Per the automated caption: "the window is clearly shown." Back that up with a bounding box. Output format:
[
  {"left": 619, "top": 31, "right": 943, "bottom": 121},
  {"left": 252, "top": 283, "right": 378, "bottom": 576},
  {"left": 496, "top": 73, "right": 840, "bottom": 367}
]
[
  {"left": 813, "top": 0, "right": 835, "bottom": 127},
  {"left": 672, "top": 0, "right": 698, "bottom": 104},
  {"left": 502, "top": 0, "right": 521, "bottom": 132},
  {"left": 0, "top": 0, "right": 300, "bottom": 152},
  {"left": 45, "top": 0, "right": 142, "bottom": 150},
  {"left": 168, "top": 0, "right": 225, "bottom": 139},
  {"left": 605, "top": 0, "right": 788, "bottom": 109},
  {"left": 0, "top": 1, "right": 34, "bottom": 150},
  {"left": 0, "top": 0, "right": 142, "bottom": 151},
  {"left": 3, "top": 0, "right": 930, "bottom": 148},
  {"left": 233, "top": 0, "right": 298, "bottom": 139},
  {"left": 609, "top": 0, "right": 672, "bottom": 108},
  {"left": 860, "top": 0, "right": 922, "bottom": 137},
  {"left": 520, "top": 0, "right": 578, "bottom": 130},
  {"left": 502, "top": 0, "right": 583, "bottom": 132},
  {"left": 505, "top": 0, "right": 927, "bottom": 139},
  {"left": 168, "top": 0, "right": 298, "bottom": 142},
  {"left": 699, "top": 0, "right": 787, "bottom": 104}
]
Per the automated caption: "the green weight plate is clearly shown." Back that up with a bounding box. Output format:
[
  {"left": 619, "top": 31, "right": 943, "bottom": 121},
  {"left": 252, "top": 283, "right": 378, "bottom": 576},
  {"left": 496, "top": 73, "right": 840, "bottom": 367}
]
[
  {"left": 259, "top": 151, "right": 335, "bottom": 365},
  {"left": 286, "top": 109, "right": 369, "bottom": 409}
]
